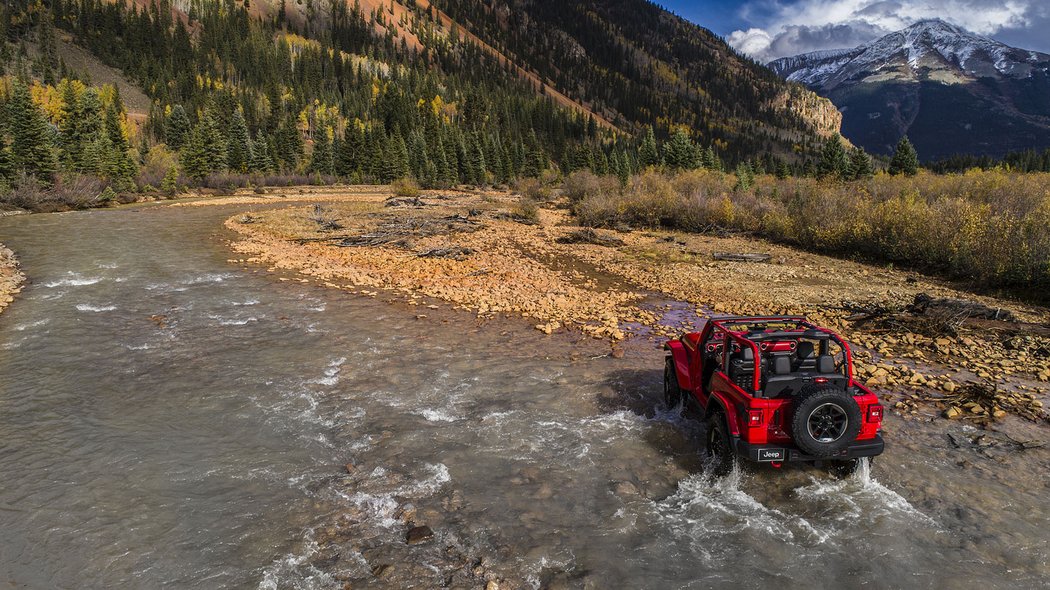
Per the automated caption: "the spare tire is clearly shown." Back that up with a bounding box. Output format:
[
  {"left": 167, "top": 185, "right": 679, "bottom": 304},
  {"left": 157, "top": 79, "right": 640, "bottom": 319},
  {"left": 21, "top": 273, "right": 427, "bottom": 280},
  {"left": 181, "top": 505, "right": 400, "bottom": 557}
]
[{"left": 790, "top": 384, "right": 863, "bottom": 457}]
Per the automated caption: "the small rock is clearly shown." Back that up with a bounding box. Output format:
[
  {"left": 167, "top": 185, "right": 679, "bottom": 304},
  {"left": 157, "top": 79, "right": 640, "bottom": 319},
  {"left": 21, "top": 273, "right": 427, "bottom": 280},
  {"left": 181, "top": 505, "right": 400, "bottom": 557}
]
[
  {"left": 610, "top": 347, "right": 625, "bottom": 359},
  {"left": 486, "top": 582, "right": 500, "bottom": 590},
  {"left": 406, "top": 525, "right": 433, "bottom": 545},
  {"left": 945, "top": 406, "right": 961, "bottom": 419},
  {"left": 345, "top": 463, "right": 356, "bottom": 474}
]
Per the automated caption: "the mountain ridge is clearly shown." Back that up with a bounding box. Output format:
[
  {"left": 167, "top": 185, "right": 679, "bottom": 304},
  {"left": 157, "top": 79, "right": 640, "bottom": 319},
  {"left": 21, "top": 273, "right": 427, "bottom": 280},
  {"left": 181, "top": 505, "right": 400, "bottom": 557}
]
[{"left": 769, "top": 19, "right": 1050, "bottom": 159}]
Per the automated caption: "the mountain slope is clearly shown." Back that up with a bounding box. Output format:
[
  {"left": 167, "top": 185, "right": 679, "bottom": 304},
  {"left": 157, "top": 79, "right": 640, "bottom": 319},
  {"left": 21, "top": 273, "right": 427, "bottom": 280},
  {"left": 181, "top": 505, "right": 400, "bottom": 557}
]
[
  {"left": 416, "top": 0, "right": 843, "bottom": 158},
  {"left": 770, "top": 19, "right": 1050, "bottom": 159}
]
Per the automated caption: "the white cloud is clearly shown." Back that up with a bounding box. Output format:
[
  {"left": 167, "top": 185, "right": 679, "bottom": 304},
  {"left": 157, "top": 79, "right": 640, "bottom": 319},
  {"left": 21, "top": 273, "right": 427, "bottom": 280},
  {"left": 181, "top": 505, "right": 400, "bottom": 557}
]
[
  {"left": 726, "top": 28, "right": 774, "bottom": 58},
  {"left": 730, "top": 0, "right": 1040, "bottom": 62}
]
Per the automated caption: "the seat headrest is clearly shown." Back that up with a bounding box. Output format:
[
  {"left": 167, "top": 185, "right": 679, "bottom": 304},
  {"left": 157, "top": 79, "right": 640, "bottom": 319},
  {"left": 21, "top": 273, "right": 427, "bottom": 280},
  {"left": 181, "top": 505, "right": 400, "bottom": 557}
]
[
  {"left": 741, "top": 347, "right": 754, "bottom": 360},
  {"left": 817, "top": 354, "right": 835, "bottom": 374},
  {"left": 797, "top": 341, "right": 815, "bottom": 357},
  {"left": 773, "top": 355, "right": 791, "bottom": 375}
]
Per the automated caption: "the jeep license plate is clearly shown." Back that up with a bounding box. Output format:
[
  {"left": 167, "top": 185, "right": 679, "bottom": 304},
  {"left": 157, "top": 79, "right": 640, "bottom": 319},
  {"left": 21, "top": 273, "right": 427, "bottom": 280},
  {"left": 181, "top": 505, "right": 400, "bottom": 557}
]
[{"left": 757, "top": 448, "right": 785, "bottom": 462}]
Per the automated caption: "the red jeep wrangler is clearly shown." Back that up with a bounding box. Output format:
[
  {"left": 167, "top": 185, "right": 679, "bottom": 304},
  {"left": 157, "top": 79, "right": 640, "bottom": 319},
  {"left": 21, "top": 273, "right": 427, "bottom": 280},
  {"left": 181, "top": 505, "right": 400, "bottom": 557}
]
[{"left": 665, "top": 316, "right": 884, "bottom": 476}]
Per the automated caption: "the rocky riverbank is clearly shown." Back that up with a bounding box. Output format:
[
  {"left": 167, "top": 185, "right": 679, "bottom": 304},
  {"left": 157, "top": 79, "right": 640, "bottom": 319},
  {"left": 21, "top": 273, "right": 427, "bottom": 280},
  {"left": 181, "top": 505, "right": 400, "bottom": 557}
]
[
  {"left": 221, "top": 188, "right": 1049, "bottom": 425},
  {"left": 0, "top": 242, "right": 24, "bottom": 316}
]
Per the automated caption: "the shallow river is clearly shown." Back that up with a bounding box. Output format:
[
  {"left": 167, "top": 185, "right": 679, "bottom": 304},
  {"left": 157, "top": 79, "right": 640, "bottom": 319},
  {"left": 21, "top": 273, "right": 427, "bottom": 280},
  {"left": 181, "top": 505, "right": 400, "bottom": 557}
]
[{"left": 0, "top": 205, "right": 1047, "bottom": 589}]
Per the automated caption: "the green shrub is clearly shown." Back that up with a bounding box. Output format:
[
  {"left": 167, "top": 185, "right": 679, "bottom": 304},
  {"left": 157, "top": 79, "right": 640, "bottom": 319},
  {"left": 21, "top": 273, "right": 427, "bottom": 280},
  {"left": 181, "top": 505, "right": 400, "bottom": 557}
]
[{"left": 391, "top": 177, "right": 421, "bottom": 198}]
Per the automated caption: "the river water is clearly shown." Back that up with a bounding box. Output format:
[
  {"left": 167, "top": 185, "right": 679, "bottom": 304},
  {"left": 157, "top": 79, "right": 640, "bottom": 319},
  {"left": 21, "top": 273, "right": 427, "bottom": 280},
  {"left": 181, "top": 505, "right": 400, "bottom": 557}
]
[{"left": 0, "top": 205, "right": 1047, "bottom": 589}]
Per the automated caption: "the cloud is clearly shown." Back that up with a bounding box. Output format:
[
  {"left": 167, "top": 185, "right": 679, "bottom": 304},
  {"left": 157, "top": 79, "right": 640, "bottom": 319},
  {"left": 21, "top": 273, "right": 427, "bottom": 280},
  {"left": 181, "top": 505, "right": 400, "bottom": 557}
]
[{"left": 730, "top": 0, "right": 1043, "bottom": 62}]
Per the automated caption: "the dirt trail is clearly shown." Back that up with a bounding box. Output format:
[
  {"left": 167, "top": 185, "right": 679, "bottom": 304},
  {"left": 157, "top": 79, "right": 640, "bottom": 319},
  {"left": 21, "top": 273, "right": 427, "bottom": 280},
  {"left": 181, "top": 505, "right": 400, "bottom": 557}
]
[{"left": 217, "top": 188, "right": 1049, "bottom": 427}]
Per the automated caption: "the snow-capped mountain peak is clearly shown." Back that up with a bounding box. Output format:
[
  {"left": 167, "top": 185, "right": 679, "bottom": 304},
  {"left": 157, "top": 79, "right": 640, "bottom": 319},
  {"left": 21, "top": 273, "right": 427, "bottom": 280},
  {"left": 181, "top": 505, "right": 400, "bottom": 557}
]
[
  {"left": 770, "top": 19, "right": 1050, "bottom": 91},
  {"left": 767, "top": 20, "right": 1050, "bottom": 160}
]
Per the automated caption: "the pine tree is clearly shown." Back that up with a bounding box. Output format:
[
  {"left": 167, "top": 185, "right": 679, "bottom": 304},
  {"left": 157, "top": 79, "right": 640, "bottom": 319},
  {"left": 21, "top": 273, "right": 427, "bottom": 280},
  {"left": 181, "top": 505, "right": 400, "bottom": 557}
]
[
  {"left": 663, "top": 129, "right": 696, "bottom": 170},
  {"left": 701, "top": 146, "right": 722, "bottom": 171},
  {"left": 639, "top": 126, "right": 660, "bottom": 168},
  {"left": 309, "top": 127, "right": 334, "bottom": 176},
  {"left": 180, "top": 124, "right": 210, "bottom": 181},
  {"left": 848, "top": 147, "right": 874, "bottom": 180},
  {"left": 57, "top": 81, "right": 82, "bottom": 167},
  {"left": 816, "top": 135, "right": 849, "bottom": 180},
  {"left": 888, "top": 136, "right": 919, "bottom": 176},
  {"left": 0, "top": 134, "right": 13, "bottom": 183},
  {"left": 614, "top": 151, "right": 629, "bottom": 187},
  {"left": 166, "top": 105, "right": 192, "bottom": 151},
  {"left": 161, "top": 165, "right": 179, "bottom": 196},
  {"left": 337, "top": 124, "right": 364, "bottom": 177},
  {"left": 382, "top": 131, "right": 409, "bottom": 181},
  {"left": 734, "top": 162, "right": 754, "bottom": 191},
  {"left": 248, "top": 135, "right": 274, "bottom": 172},
  {"left": 6, "top": 81, "right": 57, "bottom": 182},
  {"left": 468, "top": 133, "right": 486, "bottom": 184},
  {"left": 227, "top": 109, "right": 252, "bottom": 173}
]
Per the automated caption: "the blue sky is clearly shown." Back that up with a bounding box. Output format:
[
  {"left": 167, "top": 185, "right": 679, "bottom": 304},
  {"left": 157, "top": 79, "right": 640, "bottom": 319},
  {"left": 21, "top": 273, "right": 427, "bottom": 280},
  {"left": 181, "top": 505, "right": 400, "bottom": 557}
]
[{"left": 657, "top": 0, "right": 1050, "bottom": 62}]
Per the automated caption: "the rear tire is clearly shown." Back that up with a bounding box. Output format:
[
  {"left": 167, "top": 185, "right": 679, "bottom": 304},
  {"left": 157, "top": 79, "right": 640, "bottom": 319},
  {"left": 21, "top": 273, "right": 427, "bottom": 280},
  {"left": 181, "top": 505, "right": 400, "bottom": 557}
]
[
  {"left": 664, "top": 357, "right": 682, "bottom": 408},
  {"left": 705, "top": 412, "right": 736, "bottom": 476},
  {"left": 790, "top": 385, "right": 863, "bottom": 458}
]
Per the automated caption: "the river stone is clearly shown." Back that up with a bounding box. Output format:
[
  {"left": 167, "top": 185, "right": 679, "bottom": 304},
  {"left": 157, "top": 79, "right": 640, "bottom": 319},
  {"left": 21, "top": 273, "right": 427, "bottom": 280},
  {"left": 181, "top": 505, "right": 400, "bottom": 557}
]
[{"left": 406, "top": 525, "right": 434, "bottom": 544}]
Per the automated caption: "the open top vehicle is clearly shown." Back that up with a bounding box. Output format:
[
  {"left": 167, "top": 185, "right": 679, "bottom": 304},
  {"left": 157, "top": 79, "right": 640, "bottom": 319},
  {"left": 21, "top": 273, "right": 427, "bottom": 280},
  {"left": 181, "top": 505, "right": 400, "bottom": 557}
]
[{"left": 664, "top": 316, "right": 885, "bottom": 476}]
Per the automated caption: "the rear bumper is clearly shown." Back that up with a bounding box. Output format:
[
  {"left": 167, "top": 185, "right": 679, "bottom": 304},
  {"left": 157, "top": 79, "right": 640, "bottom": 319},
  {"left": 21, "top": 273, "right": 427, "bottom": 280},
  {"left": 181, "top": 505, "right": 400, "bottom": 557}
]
[{"left": 734, "top": 434, "right": 884, "bottom": 463}]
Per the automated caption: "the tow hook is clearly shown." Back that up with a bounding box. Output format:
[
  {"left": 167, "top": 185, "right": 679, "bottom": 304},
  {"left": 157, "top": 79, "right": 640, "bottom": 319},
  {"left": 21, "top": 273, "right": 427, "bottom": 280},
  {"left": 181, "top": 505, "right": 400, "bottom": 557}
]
[{"left": 770, "top": 461, "right": 783, "bottom": 468}]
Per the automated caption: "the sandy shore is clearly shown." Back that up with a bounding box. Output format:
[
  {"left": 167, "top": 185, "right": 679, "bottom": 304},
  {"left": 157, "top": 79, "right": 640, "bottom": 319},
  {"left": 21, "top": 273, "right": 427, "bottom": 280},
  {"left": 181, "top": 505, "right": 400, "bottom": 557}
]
[
  {"left": 0, "top": 242, "right": 24, "bottom": 316},
  {"left": 221, "top": 188, "right": 1048, "bottom": 424}
]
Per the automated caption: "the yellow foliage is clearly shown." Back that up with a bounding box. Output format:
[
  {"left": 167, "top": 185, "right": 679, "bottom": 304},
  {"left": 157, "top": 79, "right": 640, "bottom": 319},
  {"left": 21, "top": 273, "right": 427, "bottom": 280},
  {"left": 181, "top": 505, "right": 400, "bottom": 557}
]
[{"left": 573, "top": 168, "right": 1050, "bottom": 293}]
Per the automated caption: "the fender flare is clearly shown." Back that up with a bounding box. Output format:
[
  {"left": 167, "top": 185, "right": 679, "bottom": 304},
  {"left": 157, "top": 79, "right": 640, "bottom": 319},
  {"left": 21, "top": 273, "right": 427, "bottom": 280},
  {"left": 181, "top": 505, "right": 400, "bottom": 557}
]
[
  {"left": 706, "top": 391, "right": 742, "bottom": 436},
  {"left": 664, "top": 340, "right": 692, "bottom": 392}
]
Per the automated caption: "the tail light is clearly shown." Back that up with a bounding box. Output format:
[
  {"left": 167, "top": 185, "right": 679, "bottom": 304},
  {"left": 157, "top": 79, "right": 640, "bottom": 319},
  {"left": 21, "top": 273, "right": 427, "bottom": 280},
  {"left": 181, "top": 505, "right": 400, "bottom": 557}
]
[
  {"left": 814, "top": 377, "right": 828, "bottom": 384},
  {"left": 867, "top": 404, "right": 884, "bottom": 423},
  {"left": 747, "top": 409, "right": 764, "bottom": 427}
]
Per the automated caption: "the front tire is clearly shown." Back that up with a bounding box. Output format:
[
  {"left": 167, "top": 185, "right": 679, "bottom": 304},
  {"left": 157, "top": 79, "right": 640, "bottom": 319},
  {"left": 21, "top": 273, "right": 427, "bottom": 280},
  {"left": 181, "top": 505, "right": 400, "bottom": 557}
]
[
  {"left": 664, "top": 357, "right": 682, "bottom": 408},
  {"left": 705, "top": 412, "right": 736, "bottom": 476}
]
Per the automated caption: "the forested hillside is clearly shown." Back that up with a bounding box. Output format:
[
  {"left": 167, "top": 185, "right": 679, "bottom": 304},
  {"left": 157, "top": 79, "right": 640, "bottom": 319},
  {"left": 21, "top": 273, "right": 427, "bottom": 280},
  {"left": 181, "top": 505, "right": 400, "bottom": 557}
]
[{"left": 0, "top": 0, "right": 849, "bottom": 209}]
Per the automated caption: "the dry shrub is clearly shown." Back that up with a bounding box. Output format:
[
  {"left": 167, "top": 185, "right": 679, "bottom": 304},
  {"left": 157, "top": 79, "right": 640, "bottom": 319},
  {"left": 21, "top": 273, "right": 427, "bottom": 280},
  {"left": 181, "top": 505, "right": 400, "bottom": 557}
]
[
  {"left": 511, "top": 196, "right": 541, "bottom": 224},
  {"left": 574, "top": 168, "right": 1050, "bottom": 297},
  {"left": 562, "top": 170, "right": 619, "bottom": 204},
  {"left": 391, "top": 177, "right": 421, "bottom": 198},
  {"left": 0, "top": 172, "right": 106, "bottom": 212},
  {"left": 514, "top": 177, "right": 553, "bottom": 203}
]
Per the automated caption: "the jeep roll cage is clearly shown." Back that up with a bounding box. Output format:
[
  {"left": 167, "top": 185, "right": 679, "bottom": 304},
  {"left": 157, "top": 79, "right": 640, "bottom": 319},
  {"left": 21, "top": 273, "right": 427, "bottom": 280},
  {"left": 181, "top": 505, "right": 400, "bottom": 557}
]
[{"left": 706, "top": 316, "right": 855, "bottom": 395}]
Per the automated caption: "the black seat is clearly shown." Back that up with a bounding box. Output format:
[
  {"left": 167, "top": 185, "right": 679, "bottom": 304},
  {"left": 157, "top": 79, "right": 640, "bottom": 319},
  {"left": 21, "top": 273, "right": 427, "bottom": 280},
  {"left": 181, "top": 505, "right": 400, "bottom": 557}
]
[
  {"left": 816, "top": 354, "right": 835, "bottom": 374},
  {"left": 763, "top": 354, "right": 799, "bottom": 397},
  {"left": 795, "top": 341, "right": 817, "bottom": 371}
]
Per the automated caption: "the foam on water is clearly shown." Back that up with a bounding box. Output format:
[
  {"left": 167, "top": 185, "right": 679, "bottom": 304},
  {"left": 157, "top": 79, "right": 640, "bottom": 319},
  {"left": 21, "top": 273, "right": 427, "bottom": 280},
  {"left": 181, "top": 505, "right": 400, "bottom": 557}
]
[
  {"left": 417, "top": 408, "right": 459, "bottom": 422},
  {"left": 311, "top": 357, "right": 346, "bottom": 387},
  {"left": 44, "top": 273, "right": 103, "bottom": 288},
  {"left": 76, "top": 303, "right": 118, "bottom": 312},
  {"left": 13, "top": 318, "right": 49, "bottom": 331}
]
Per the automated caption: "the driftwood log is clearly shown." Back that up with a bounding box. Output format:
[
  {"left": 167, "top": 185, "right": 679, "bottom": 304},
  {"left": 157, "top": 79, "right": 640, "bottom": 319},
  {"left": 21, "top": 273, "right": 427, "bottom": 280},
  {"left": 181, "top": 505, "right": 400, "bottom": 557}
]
[{"left": 712, "top": 252, "right": 771, "bottom": 263}]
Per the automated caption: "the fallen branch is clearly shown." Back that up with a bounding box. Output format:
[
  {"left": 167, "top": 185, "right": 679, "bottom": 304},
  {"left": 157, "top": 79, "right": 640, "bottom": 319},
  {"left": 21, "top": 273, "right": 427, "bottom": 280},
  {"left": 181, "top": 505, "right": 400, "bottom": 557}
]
[
  {"left": 556, "top": 228, "right": 624, "bottom": 247},
  {"left": 712, "top": 252, "right": 771, "bottom": 263},
  {"left": 415, "top": 246, "right": 476, "bottom": 260}
]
